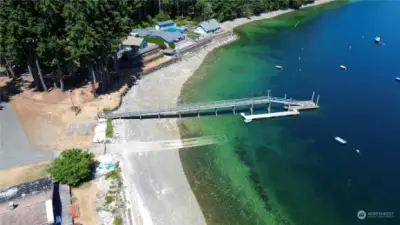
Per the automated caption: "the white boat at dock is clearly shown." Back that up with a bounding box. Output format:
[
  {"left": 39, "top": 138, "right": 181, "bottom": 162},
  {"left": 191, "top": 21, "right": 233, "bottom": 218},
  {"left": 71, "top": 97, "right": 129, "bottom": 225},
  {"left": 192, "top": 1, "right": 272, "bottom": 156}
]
[
  {"left": 374, "top": 36, "right": 381, "bottom": 43},
  {"left": 334, "top": 136, "right": 347, "bottom": 144},
  {"left": 275, "top": 65, "right": 283, "bottom": 70},
  {"left": 240, "top": 110, "right": 300, "bottom": 123},
  {"left": 395, "top": 77, "right": 400, "bottom": 82},
  {"left": 339, "top": 65, "right": 347, "bottom": 70}
]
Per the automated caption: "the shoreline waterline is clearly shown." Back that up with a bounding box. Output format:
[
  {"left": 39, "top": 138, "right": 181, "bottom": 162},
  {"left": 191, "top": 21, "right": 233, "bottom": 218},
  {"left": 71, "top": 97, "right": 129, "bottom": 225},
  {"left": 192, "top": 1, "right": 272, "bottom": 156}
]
[
  {"left": 177, "top": 0, "right": 348, "bottom": 224},
  {"left": 114, "top": 0, "right": 338, "bottom": 224}
]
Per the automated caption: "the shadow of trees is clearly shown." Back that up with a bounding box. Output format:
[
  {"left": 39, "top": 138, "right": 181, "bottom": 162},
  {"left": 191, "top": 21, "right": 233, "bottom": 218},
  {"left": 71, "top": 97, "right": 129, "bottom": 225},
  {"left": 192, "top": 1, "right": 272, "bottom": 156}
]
[{"left": 0, "top": 77, "right": 25, "bottom": 109}]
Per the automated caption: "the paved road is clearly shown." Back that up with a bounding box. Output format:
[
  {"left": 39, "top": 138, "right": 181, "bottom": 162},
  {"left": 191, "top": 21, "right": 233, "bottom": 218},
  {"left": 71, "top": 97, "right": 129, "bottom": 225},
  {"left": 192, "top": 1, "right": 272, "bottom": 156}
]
[{"left": 0, "top": 103, "right": 53, "bottom": 169}]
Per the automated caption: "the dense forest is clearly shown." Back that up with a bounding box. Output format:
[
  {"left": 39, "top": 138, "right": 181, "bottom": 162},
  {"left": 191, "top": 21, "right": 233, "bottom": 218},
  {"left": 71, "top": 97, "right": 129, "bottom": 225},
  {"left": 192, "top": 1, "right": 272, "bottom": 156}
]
[{"left": 0, "top": 0, "right": 314, "bottom": 93}]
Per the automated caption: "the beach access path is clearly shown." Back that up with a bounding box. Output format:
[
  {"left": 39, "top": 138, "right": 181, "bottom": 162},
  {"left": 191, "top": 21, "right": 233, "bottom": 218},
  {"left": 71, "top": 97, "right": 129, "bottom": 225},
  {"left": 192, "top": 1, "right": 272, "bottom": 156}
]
[{"left": 112, "top": 0, "right": 335, "bottom": 224}]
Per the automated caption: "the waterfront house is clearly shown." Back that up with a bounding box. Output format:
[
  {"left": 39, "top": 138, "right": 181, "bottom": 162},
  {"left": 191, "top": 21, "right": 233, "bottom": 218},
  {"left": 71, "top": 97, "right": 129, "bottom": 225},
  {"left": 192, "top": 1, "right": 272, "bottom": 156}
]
[
  {"left": 148, "top": 30, "right": 185, "bottom": 47},
  {"left": 129, "top": 29, "right": 151, "bottom": 37},
  {"left": 194, "top": 19, "right": 221, "bottom": 35},
  {"left": 155, "top": 20, "right": 174, "bottom": 30}
]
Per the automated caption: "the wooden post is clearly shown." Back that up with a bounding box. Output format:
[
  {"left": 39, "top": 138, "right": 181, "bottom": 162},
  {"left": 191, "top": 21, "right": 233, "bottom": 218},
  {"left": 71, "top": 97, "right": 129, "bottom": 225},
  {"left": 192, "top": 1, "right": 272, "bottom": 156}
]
[
  {"left": 316, "top": 95, "right": 320, "bottom": 106},
  {"left": 311, "top": 91, "right": 315, "bottom": 102},
  {"left": 215, "top": 108, "right": 218, "bottom": 116},
  {"left": 250, "top": 104, "right": 253, "bottom": 115},
  {"left": 232, "top": 106, "right": 236, "bottom": 115}
]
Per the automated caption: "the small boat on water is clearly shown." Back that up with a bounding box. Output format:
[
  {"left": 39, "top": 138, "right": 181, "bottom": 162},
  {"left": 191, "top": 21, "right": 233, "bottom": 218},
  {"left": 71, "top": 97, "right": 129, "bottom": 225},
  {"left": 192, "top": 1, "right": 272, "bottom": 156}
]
[
  {"left": 339, "top": 65, "right": 347, "bottom": 70},
  {"left": 275, "top": 65, "right": 283, "bottom": 70},
  {"left": 395, "top": 77, "right": 400, "bottom": 82},
  {"left": 355, "top": 149, "right": 361, "bottom": 154},
  {"left": 374, "top": 36, "right": 381, "bottom": 43},
  {"left": 334, "top": 136, "right": 347, "bottom": 144}
]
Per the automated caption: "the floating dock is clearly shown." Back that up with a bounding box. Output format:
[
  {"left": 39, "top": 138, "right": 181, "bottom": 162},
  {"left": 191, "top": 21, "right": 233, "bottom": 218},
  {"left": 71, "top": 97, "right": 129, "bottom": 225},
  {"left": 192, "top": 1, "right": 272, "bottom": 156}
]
[{"left": 240, "top": 109, "right": 300, "bottom": 122}]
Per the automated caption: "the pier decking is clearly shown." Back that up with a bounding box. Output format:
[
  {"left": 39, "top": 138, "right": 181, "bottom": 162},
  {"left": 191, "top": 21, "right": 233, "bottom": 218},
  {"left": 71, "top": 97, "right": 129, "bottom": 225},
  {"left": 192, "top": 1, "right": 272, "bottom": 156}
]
[{"left": 99, "top": 91, "right": 320, "bottom": 120}]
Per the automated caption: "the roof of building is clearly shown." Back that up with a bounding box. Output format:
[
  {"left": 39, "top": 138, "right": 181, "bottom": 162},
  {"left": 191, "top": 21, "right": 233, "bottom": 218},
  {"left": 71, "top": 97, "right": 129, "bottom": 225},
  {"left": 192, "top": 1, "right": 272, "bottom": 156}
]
[
  {"left": 130, "top": 29, "right": 152, "bottom": 37},
  {"left": 149, "top": 30, "right": 184, "bottom": 43},
  {"left": 0, "top": 177, "right": 53, "bottom": 225},
  {"left": 197, "top": 19, "right": 220, "bottom": 32},
  {"left": 156, "top": 20, "right": 174, "bottom": 26},
  {"left": 122, "top": 36, "right": 145, "bottom": 46}
]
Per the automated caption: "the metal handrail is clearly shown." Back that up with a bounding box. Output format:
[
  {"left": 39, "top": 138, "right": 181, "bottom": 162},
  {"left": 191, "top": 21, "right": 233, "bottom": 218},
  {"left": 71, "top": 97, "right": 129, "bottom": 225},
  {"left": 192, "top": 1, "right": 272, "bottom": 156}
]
[{"left": 100, "top": 95, "right": 305, "bottom": 119}]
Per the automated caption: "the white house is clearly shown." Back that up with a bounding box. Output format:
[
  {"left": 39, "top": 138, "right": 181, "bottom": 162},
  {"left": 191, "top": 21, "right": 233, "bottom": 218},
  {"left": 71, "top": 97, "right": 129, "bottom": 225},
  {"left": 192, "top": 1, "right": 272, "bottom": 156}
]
[{"left": 194, "top": 19, "right": 220, "bottom": 35}]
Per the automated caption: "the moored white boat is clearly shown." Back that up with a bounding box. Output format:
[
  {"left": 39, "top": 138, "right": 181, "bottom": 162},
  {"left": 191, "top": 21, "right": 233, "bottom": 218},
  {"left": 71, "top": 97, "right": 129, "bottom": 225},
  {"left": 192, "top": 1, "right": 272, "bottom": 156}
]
[
  {"left": 375, "top": 36, "right": 381, "bottom": 43},
  {"left": 275, "top": 65, "right": 283, "bottom": 70},
  {"left": 334, "top": 136, "right": 347, "bottom": 144},
  {"left": 395, "top": 77, "right": 400, "bottom": 82},
  {"left": 339, "top": 65, "right": 347, "bottom": 70}
]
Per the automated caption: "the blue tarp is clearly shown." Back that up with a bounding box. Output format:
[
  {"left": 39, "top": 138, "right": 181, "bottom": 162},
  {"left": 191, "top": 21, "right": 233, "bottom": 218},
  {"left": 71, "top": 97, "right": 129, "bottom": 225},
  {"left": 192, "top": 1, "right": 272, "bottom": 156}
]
[{"left": 167, "top": 25, "right": 185, "bottom": 33}]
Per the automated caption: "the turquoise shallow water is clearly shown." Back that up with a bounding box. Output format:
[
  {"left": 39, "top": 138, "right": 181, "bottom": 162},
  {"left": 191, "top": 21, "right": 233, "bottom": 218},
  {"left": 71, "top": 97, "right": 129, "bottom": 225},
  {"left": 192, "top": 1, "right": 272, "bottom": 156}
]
[{"left": 179, "top": 1, "right": 400, "bottom": 225}]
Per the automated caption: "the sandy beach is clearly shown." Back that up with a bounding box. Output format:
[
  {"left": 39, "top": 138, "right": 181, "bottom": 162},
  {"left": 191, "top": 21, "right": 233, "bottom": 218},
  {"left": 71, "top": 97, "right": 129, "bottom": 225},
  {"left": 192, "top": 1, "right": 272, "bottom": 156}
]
[{"left": 114, "top": 0, "right": 335, "bottom": 224}]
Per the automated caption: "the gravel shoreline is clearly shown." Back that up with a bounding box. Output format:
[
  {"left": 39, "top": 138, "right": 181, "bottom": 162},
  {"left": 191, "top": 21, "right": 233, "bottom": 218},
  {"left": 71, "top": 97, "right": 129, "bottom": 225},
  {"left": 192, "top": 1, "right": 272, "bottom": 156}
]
[{"left": 115, "top": 1, "right": 335, "bottom": 224}]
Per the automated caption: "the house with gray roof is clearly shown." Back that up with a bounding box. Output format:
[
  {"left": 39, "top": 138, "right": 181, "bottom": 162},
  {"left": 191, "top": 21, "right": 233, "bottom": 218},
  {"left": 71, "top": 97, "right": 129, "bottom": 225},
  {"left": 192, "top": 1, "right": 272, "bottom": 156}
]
[
  {"left": 194, "top": 19, "right": 221, "bottom": 35},
  {"left": 149, "top": 30, "right": 185, "bottom": 43},
  {"left": 130, "top": 29, "right": 152, "bottom": 37},
  {"left": 155, "top": 20, "right": 174, "bottom": 30}
]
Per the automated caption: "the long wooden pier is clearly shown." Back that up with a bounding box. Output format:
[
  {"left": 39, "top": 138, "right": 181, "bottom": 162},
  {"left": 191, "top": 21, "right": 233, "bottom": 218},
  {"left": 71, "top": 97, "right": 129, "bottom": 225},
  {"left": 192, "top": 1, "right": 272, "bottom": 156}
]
[{"left": 99, "top": 91, "right": 320, "bottom": 120}]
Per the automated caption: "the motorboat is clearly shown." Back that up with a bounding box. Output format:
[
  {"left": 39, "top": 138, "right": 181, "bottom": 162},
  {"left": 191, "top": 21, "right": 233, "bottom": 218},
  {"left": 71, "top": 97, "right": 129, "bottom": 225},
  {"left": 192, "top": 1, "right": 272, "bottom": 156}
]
[
  {"left": 395, "top": 77, "right": 400, "bottom": 82},
  {"left": 374, "top": 36, "right": 381, "bottom": 43},
  {"left": 355, "top": 149, "right": 361, "bottom": 154},
  {"left": 334, "top": 136, "right": 347, "bottom": 144},
  {"left": 339, "top": 65, "right": 347, "bottom": 70},
  {"left": 275, "top": 65, "right": 283, "bottom": 70}
]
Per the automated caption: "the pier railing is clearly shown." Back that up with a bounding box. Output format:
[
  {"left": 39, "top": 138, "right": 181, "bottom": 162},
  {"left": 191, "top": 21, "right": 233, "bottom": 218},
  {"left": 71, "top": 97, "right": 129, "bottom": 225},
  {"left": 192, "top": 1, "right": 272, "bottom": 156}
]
[{"left": 99, "top": 92, "right": 319, "bottom": 119}]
